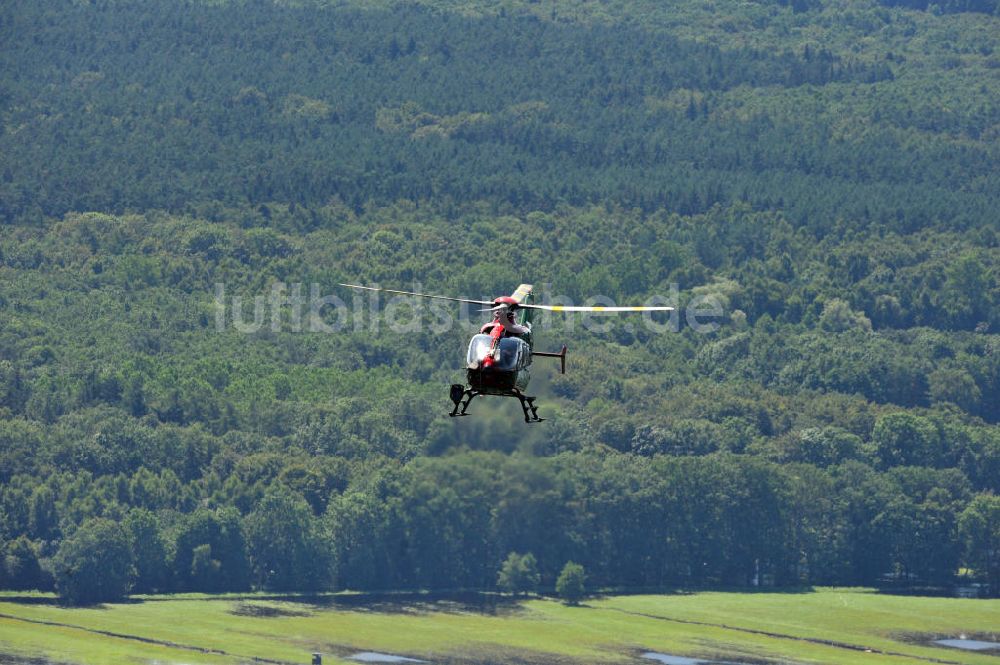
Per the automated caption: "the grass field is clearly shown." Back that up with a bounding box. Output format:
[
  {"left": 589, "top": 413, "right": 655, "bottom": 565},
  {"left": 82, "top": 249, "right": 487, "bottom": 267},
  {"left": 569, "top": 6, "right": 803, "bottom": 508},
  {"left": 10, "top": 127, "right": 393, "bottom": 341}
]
[{"left": 0, "top": 588, "right": 997, "bottom": 665}]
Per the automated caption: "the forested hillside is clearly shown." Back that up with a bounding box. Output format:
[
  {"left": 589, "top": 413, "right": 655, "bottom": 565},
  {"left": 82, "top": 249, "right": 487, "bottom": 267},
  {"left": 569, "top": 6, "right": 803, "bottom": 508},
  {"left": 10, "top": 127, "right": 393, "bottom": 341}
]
[{"left": 0, "top": 0, "right": 998, "bottom": 602}]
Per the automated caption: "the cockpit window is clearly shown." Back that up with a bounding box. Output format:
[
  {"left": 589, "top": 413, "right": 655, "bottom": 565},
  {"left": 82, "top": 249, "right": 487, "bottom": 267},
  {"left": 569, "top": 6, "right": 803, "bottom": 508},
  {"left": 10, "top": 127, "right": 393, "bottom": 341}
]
[
  {"left": 466, "top": 335, "right": 529, "bottom": 371},
  {"left": 466, "top": 334, "right": 493, "bottom": 366},
  {"left": 495, "top": 338, "right": 523, "bottom": 371}
]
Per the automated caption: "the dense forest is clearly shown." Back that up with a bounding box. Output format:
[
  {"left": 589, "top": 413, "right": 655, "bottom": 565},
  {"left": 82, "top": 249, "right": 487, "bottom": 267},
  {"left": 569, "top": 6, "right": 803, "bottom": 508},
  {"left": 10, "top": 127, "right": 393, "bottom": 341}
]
[{"left": 0, "top": 0, "right": 998, "bottom": 604}]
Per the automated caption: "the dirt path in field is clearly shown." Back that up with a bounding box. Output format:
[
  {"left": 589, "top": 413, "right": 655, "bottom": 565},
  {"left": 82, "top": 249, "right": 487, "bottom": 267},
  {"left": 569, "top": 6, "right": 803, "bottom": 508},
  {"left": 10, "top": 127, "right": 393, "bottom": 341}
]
[
  {"left": 600, "top": 606, "right": 963, "bottom": 665},
  {"left": 0, "top": 612, "right": 299, "bottom": 665}
]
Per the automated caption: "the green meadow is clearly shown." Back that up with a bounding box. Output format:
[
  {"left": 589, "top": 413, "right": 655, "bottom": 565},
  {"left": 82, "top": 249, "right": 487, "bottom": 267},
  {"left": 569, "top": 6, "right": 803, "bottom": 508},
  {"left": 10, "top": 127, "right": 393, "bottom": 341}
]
[{"left": 0, "top": 588, "right": 997, "bottom": 665}]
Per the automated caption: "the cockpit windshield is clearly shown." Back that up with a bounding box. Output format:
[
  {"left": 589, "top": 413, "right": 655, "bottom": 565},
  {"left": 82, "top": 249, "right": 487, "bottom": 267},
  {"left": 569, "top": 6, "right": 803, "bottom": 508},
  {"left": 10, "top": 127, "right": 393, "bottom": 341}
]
[
  {"left": 495, "top": 337, "right": 527, "bottom": 371},
  {"left": 466, "top": 335, "right": 529, "bottom": 371},
  {"left": 467, "top": 334, "right": 493, "bottom": 366}
]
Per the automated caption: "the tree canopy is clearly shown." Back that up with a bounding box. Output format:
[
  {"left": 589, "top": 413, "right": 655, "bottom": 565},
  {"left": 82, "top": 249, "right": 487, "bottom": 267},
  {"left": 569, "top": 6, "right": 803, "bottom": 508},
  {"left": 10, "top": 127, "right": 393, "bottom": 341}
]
[
  {"left": 51, "top": 518, "right": 135, "bottom": 605},
  {"left": 0, "top": 0, "right": 997, "bottom": 598}
]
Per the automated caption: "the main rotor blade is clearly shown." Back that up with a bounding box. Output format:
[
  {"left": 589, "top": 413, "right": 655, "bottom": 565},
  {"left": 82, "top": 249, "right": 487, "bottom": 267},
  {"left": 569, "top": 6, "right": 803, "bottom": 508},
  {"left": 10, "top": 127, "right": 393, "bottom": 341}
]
[
  {"left": 518, "top": 303, "right": 674, "bottom": 312},
  {"left": 338, "top": 283, "right": 495, "bottom": 306}
]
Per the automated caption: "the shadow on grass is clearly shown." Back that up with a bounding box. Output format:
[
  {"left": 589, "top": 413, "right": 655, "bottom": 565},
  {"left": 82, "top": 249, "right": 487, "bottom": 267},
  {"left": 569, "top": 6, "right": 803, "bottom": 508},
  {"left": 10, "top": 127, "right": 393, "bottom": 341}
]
[
  {"left": 873, "top": 585, "right": 995, "bottom": 599},
  {"left": 230, "top": 601, "right": 314, "bottom": 618},
  {"left": 583, "top": 585, "right": 817, "bottom": 602},
  {"left": 0, "top": 585, "right": 817, "bottom": 614},
  {"left": 0, "top": 589, "right": 526, "bottom": 616},
  {"left": 0, "top": 651, "right": 75, "bottom": 665},
  {"left": 0, "top": 593, "right": 61, "bottom": 606},
  {"left": 0, "top": 592, "right": 153, "bottom": 609},
  {"left": 304, "top": 590, "right": 527, "bottom": 617}
]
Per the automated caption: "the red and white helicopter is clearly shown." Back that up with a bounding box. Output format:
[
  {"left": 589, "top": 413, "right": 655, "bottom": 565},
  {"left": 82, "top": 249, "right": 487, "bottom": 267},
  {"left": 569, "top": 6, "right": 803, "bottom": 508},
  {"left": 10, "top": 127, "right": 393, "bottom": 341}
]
[{"left": 340, "top": 283, "right": 672, "bottom": 422}]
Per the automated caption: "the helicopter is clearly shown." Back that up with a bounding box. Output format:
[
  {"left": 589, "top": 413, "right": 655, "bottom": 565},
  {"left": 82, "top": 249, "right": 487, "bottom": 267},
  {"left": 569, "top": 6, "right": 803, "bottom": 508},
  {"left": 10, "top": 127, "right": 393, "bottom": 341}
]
[{"left": 339, "top": 283, "right": 673, "bottom": 422}]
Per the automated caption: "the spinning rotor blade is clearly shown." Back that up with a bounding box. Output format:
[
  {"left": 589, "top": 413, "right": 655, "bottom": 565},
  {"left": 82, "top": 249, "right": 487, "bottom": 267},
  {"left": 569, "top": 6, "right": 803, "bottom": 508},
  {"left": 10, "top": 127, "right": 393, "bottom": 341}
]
[
  {"left": 338, "top": 283, "right": 494, "bottom": 306},
  {"left": 518, "top": 303, "right": 674, "bottom": 312}
]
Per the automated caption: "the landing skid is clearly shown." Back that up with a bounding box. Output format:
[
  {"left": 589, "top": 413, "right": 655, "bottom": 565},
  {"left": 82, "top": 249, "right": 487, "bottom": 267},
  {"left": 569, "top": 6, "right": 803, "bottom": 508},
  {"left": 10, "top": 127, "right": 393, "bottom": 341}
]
[{"left": 449, "top": 384, "right": 544, "bottom": 423}]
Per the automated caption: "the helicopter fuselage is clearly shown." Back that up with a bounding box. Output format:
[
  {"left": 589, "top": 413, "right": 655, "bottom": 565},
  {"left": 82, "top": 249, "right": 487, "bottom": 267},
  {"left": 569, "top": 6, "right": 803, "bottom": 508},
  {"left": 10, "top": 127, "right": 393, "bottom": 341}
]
[
  {"left": 466, "top": 329, "right": 532, "bottom": 395},
  {"left": 452, "top": 312, "right": 564, "bottom": 422}
]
